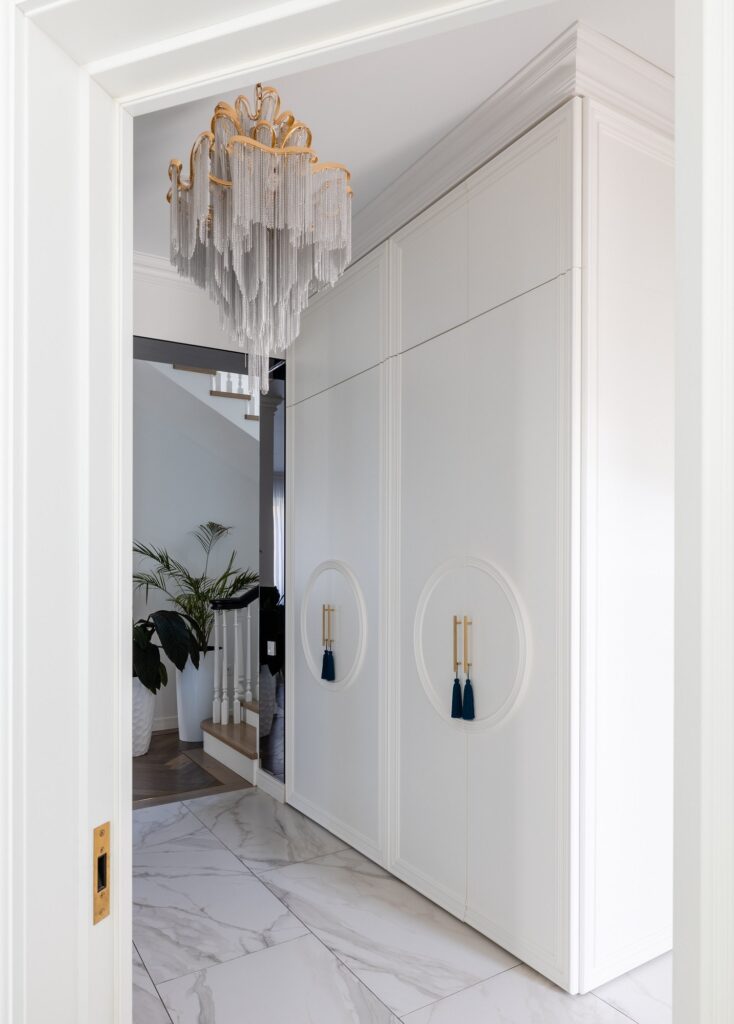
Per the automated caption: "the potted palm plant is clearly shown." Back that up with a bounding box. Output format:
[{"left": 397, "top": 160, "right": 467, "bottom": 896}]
[{"left": 133, "top": 522, "right": 259, "bottom": 741}]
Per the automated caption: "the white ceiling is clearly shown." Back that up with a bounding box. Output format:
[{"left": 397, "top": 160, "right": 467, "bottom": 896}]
[{"left": 133, "top": 0, "right": 673, "bottom": 259}]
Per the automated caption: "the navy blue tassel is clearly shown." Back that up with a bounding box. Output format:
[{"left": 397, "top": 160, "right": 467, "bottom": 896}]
[
  {"left": 451, "top": 677, "right": 463, "bottom": 718},
  {"left": 321, "top": 647, "right": 335, "bottom": 682},
  {"left": 462, "top": 676, "right": 475, "bottom": 720}
]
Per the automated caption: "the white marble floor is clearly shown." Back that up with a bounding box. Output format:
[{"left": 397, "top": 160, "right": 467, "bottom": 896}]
[{"left": 133, "top": 790, "right": 672, "bottom": 1024}]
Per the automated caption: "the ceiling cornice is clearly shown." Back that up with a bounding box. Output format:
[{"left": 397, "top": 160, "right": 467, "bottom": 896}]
[{"left": 351, "top": 22, "right": 674, "bottom": 262}]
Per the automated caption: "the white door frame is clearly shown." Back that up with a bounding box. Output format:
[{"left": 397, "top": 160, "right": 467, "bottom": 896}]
[
  {"left": 2, "top": 0, "right": 732, "bottom": 1020},
  {"left": 674, "top": 1, "right": 734, "bottom": 1021}
]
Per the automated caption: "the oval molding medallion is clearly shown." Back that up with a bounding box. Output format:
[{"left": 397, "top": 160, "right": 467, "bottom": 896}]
[
  {"left": 300, "top": 560, "right": 368, "bottom": 691},
  {"left": 413, "top": 556, "right": 531, "bottom": 729}
]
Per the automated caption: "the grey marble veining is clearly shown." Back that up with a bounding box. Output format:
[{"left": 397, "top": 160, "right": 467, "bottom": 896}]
[
  {"left": 261, "top": 847, "right": 519, "bottom": 1017},
  {"left": 158, "top": 934, "right": 400, "bottom": 1024},
  {"left": 134, "top": 863, "right": 307, "bottom": 984},
  {"left": 134, "top": 802, "right": 206, "bottom": 851},
  {"left": 593, "top": 952, "right": 672, "bottom": 1024},
  {"left": 133, "top": 944, "right": 171, "bottom": 1024},
  {"left": 184, "top": 789, "right": 347, "bottom": 872},
  {"left": 402, "top": 964, "right": 635, "bottom": 1023}
]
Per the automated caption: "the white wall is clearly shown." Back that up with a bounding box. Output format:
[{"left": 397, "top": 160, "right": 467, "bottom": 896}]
[
  {"left": 133, "top": 361, "right": 259, "bottom": 729},
  {"left": 134, "top": 251, "right": 244, "bottom": 353}
]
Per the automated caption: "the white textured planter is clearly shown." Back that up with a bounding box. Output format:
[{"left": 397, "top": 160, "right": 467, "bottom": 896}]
[
  {"left": 176, "top": 652, "right": 214, "bottom": 742},
  {"left": 132, "top": 678, "right": 156, "bottom": 757}
]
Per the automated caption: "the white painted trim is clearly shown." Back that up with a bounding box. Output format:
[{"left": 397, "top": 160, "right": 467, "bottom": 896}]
[
  {"left": 84, "top": 0, "right": 341, "bottom": 76},
  {"left": 298, "top": 560, "right": 368, "bottom": 691},
  {"left": 389, "top": 857, "right": 467, "bottom": 922},
  {"left": 114, "top": 0, "right": 556, "bottom": 114},
  {"left": 0, "top": 7, "right": 21, "bottom": 1021},
  {"left": 202, "top": 732, "right": 256, "bottom": 784},
  {"left": 579, "top": 98, "right": 675, "bottom": 993},
  {"left": 352, "top": 22, "right": 673, "bottom": 262},
  {"left": 284, "top": 400, "right": 296, "bottom": 808},
  {"left": 376, "top": 354, "right": 393, "bottom": 867},
  {"left": 675, "top": 1, "right": 734, "bottom": 1021},
  {"left": 133, "top": 249, "right": 189, "bottom": 288},
  {"left": 289, "top": 789, "right": 384, "bottom": 864},
  {"left": 255, "top": 768, "right": 285, "bottom": 803},
  {"left": 113, "top": 104, "right": 134, "bottom": 1024}
]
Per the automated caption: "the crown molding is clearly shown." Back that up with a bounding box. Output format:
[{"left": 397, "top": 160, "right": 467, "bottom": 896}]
[
  {"left": 133, "top": 249, "right": 192, "bottom": 288},
  {"left": 351, "top": 22, "right": 673, "bottom": 262}
]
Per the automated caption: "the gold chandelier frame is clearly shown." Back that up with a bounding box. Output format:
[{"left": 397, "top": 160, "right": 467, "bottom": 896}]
[{"left": 167, "top": 83, "right": 352, "bottom": 203}]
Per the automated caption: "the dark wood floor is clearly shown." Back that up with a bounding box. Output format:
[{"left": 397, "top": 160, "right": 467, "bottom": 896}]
[{"left": 133, "top": 730, "right": 251, "bottom": 809}]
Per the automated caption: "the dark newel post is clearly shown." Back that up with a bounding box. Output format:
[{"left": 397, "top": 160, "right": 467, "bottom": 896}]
[{"left": 259, "top": 391, "right": 283, "bottom": 588}]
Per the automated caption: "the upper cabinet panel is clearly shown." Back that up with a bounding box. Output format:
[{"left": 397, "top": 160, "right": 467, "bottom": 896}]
[
  {"left": 391, "top": 185, "right": 469, "bottom": 354},
  {"left": 467, "top": 99, "right": 581, "bottom": 321},
  {"left": 391, "top": 99, "right": 580, "bottom": 355},
  {"left": 289, "top": 244, "right": 388, "bottom": 406}
]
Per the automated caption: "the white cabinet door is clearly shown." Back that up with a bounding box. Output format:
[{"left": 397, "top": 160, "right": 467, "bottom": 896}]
[
  {"left": 391, "top": 99, "right": 579, "bottom": 358},
  {"left": 461, "top": 276, "right": 575, "bottom": 989},
  {"left": 466, "top": 99, "right": 580, "bottom": 321},
  {"left": 394, "top": 322, "right": 470, "bottom": 917},
  {"left": 396, "top": 275, "right": 574, "bottom": 966},
  {"left": 290, "top": 366, "right": 384, "bottom": 860},
  {"left": 289, "top": 245, "right": 388, "bottom": 404},
  {"left": 392, "top": 186, "right": 469, "bottom": 353}
]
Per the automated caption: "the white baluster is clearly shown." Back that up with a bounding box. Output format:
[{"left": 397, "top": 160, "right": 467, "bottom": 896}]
[
  {"left": 212, "top": 609, "right": 221, "bottom": 723},
  {"left": 245, "top": 604, "right": 253, "bottom": 703},
  {"left": 221, "top": 610, "right": 229, "bottom": 724},
  {"left": 233, "top": 608, "right": 243, "bottom": 724}
]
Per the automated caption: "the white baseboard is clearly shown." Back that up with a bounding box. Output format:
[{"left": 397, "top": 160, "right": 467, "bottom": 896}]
[
  {"left": 288, "top": 789, "right": 382, "bottom": 864},
  {"left": 152, "top": 715, "right": 178, "bottom": 732},
  {"left": 256, "top": 768, "right": 285, "bottom": 802}
]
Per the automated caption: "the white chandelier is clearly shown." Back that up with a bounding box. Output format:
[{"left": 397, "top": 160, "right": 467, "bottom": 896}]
[{"left": 168, "top": 84, "right": 352, "bottom": 393}]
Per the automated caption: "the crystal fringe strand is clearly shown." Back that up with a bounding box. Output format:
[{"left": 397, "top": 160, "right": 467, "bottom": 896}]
[{"left": 169, "top": 88, "right": 352, "bottom": 394}]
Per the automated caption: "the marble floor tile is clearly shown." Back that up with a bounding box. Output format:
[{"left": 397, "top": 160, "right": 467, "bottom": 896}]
[
  {"left": 184, "top": 789, "right": 346, "bottom": 872},
  {"left": 134, "top": 801, "right": 206, "bottom": 850},
  {"left": 134, "top": 817, "right": 250, "bottom": 879},
  {"left": 402, "top": 964, "right": 634, "bottom": 1023},
  {"left": 594, "top": 952, "right": 672, "bottom": 1024},
  {"left": 262, "top": 848, "right": 519, "bottom": 1017},
  {"left": 158, "top": 934, "right": 399, "bottom": 1024},
  {"left": 133, "top": 945, "right": 171, "bottom": 1024},
  {"left": 134, "top": 864, "right": 307, "bottom": 984}
]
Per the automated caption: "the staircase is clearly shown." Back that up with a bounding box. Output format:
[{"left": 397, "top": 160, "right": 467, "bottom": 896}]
[
  {"left": 200, "top": 588, "right": 265, "bottom": 787},
  {"left": 173, "top": 364, "right": 260, "bottom": 422}
]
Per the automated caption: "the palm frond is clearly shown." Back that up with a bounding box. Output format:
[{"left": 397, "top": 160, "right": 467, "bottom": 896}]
[
  {"left": 134, "top": 522, "right": 257, "bottom": 650},
  {"left": 193, "top": 522, "right": 231, "bottom": 556}
]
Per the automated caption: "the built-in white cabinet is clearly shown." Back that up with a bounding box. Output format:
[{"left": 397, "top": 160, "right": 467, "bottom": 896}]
[
  {"left": 288, "top": 36, "right": 673, "bottom": 997},
  {"left": 287, "top": 245, "right": 388, "bottom": 860}
]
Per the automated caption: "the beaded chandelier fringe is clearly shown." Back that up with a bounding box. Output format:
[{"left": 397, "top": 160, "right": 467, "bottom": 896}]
[{"left": 168, "top": 84, "right": 352, "bottom": 393}]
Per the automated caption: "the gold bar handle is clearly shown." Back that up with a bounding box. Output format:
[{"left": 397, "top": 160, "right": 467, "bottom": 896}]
[
  {"left": 328, "top": 605, "right": 333, "bottom": 647},
  {"left": 453, "top": 615, "right": 460, "bottom": 675},
  {"left": 463, "top": 616, "right": 472, "bottom": 675},
  {"left": 322, "top": 604, "right": 326, "bottom": 647}
]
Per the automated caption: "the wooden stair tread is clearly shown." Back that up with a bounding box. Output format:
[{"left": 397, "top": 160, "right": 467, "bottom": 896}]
[
  {"left": 210, "top": 389, "right": 252, "bottom": 401},
  {"left": 245, "top": 700, "right": 259, "bottom": 713},
  {"left": 201, "top": 720, "right": 258, "bottom": 759},
  {"left": 173, "top": 363, "right": 217, "bottom": 375}
]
